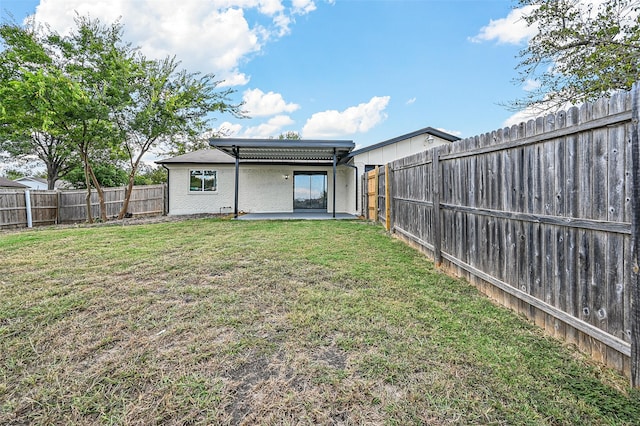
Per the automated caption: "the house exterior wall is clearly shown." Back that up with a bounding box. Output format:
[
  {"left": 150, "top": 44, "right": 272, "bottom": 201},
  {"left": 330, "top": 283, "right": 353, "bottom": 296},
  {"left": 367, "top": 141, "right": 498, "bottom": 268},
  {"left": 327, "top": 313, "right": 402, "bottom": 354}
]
[
  {"left": 352, "top": 134, "right": 450, "bottom": 168},
  {"left": 166, "top": 163, "right": 356, "bottom": 215},
  {"left": 167, "top": 164, "right": 235, "bottom": 215},
  {"left": 350, "top": 134, "right": 452, "bottom": 215}
]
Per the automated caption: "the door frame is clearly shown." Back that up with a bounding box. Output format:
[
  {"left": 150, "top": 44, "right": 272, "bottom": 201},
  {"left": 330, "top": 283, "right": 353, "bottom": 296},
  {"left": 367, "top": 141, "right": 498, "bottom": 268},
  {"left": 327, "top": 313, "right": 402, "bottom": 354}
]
[{"left": 293, "top": 171, "right": 328, "bottom": 211}]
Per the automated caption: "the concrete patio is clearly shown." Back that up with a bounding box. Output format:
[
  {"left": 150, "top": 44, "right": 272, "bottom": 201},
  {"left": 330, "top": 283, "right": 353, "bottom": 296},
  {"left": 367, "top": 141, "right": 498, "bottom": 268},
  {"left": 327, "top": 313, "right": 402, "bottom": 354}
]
[{"left": 236, "top": 212, "right": 359, "bottom": 220}]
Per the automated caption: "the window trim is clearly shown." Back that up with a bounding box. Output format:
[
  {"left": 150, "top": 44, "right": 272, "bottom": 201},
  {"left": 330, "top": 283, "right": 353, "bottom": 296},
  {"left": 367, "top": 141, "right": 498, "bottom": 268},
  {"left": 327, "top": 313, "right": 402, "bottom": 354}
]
[{"left": 189, "top": 169, "right": 218, "bottom": 193}]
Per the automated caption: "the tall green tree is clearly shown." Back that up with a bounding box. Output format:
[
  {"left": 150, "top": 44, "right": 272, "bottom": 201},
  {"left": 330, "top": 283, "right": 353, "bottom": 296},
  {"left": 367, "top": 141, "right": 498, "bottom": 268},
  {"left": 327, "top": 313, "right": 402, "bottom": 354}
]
[
  {"left": 113, "top": 55, "right": 242, "bottom": 219},
  {"left": 515, "top": 0, "right": 640, "bottom": 109},
  {"left": 0, "top": 17, "right": 132, "bottom": 221},
  {"left": 48, "top": 16, "right": 137, "bottom": 222},
  {"left": 2, "top": 16, "right": 243, "bottom": 221},
  {"left": 0, "top": 21, "right": 78, "bottom": 190}
]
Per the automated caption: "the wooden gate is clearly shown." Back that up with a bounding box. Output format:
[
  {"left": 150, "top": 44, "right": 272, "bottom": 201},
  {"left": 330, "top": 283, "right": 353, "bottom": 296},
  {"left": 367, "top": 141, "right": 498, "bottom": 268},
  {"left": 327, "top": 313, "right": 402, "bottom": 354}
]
[{"left": 366, "top": 168, "right": 378, "bottom": 220}]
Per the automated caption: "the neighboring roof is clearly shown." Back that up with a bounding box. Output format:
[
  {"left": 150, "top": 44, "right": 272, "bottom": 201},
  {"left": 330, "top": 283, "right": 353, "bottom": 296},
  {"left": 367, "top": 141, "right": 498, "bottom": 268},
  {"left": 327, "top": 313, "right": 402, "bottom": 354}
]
[
  {"left": 14, "top": 176, "right": 47, "bottom": 185},
  {"left": 155, "top": 149, "right": 235, "bottom": 164},
  {"left": 0, "top": 177, "right": 28, "bottom": 188},
  {"left": 348, "top": 127, "right": 460, "bottom": 158},
  {"left": 209, "top": 138, "right": 355, "bottom": 162}
]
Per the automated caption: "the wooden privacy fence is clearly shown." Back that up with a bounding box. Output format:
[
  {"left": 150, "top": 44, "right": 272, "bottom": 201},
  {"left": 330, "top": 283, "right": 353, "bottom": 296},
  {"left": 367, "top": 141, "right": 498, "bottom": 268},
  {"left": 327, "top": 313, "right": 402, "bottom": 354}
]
[
  {"left": 0, "top": 184, "right": 167, "bottom": 229},
  {"left": 364, "top": 86, "right": 640, "bottom": 385}
]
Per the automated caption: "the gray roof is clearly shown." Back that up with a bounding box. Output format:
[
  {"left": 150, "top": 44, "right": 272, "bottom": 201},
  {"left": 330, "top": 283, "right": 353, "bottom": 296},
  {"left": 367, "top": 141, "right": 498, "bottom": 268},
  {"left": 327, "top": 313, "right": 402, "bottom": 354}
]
[
  {"left": 155, "top": 149, "right": 235, "bottom": 164},
  {"left": 348, "top": 127, "right": 460, "bottom": 158},
  {"left": 15, "top": 176, "right": 47, "bottom": 184},
  {"left": 209, "top": 138, "right": 355, "bottom": 162},
  {"left": 0, "top": 177, "right": 28, "bottom": 188}
]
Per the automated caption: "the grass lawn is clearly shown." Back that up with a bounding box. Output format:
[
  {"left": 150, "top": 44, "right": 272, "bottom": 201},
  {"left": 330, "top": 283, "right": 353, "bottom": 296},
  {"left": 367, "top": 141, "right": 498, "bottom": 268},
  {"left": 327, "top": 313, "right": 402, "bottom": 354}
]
[{"left": 1, "top": 218, "right": 639, "bottom": 425}]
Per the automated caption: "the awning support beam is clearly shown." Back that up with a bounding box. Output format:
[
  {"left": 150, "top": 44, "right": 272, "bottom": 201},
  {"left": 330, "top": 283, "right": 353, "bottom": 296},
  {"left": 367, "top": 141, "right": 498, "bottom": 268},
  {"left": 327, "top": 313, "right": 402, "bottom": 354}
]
[
  {"left": 332, "top": 149, "right": 337, "bottom": 218},
  {"left": 233, "top": 146, "right": 240, "bottom": 218}
]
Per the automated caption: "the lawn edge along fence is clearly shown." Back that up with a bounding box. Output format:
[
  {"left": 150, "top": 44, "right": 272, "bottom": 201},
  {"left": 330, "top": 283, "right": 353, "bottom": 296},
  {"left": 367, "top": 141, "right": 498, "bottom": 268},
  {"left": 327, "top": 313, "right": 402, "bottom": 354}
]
[
  {"left": 0, "top": 184, "right": 167, "bottom": 229},
  {"left": 365, "top": 84, "right": 640, "bottom": 386}
]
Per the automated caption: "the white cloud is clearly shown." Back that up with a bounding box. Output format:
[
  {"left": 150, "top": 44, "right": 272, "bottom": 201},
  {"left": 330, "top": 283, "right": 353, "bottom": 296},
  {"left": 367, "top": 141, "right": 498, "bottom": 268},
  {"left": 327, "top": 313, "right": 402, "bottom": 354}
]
[
  {"left": 243, "top": 88, "right": 300, "bottom": 117},
  {"left": 30, "top": 0, "right": 317, "bottom": 86},
  {"left": 242, "top": 115, "right": 295, "bottom": 138},
  {"left": 470, "top": 5, "right": 537, "bottom": 45},
  {"left": 502, "top": 107, "right": 542, "bottom": 128},
  {"left": 406, "top": 97, "right": 417, "bottom": 105},
  {"left": 436, "top": 128, "right": 462, "bottom": 137},
  {"left": 213, "top": 121, "right": 244, "bottom": 137},
  {"left": 302, "top": 96, "right": 390, "bottom": 138},
  {"left": 523, "top": 79, "right": 541, "bottom": 92},
  {"left": 471, "top": 1, "right": 632, "bottom": 46},
  {"left": 501, "top": 99, "right": 579, "bottom": 129},
  {"left": 292, "top": 0, "right": 317, "bottom": 15},
  {"left": 257, "top": 0, "right": 285, "bottom": 16}
]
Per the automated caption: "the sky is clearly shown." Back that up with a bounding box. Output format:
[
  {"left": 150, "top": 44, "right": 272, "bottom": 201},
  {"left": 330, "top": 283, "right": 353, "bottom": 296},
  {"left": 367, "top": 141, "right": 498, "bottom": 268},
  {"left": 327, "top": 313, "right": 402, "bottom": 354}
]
[{"left": 0, "top": 0, "right": 540, "bottom": 152}]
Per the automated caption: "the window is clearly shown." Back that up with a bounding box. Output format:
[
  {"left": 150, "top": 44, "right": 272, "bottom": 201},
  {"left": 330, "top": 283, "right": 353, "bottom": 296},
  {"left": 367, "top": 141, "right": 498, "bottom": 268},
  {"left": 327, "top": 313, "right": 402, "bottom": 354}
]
[{"left": 189, "top": 170, "right": 217, "bottom": 192}]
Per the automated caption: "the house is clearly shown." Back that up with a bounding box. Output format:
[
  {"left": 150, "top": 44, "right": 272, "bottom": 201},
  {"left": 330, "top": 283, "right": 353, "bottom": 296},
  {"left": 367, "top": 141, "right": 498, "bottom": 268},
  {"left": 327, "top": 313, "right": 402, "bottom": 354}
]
[
  {"left": 344, "top": 127, "right": 460, "bottom": 215},
  {"left": 156, "top": 127, "right": 459, "bottom": 217},
  {"left": 0, "top": 177, "right": 28, "bottom": 189},
  {"left": 347, "top": 127, "right": 460, "bottom": 175},
  {"left": 157, "top": 139, "right": 356, "bottom": 217},
  {"left": 13, "top": 176, "right": 49, "bottom": 190}
]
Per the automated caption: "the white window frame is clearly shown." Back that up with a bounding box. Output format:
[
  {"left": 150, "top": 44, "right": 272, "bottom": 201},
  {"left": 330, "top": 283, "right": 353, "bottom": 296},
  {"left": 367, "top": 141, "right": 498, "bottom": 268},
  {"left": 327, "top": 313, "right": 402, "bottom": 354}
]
[{"left": 189, "top": 169, "right": 218, "bottom": 193}]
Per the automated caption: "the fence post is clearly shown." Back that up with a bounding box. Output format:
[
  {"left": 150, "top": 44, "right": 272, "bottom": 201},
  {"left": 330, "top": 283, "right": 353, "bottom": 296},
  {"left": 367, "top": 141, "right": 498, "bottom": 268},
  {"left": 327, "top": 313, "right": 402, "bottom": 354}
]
[
  {"left": 360, "top": 171, "right": 369, "bottom": 219},
  {"left": 631, "top": 82, "right": 640, "bottom": 387},
  {"left": 385, "top": 164, "right": 391, "bottom": 231},
  {"left": 56, "top": 190, "right": 61, "bottom": 224},
  {"left": 374, "top": 166, "right": 380, "bottom": 222},
  {"left": 433, "top": 148, "right": 442, "bottom": 266},
  {"left": 24, "top": 190, "right": 32, "bottom": 228}
]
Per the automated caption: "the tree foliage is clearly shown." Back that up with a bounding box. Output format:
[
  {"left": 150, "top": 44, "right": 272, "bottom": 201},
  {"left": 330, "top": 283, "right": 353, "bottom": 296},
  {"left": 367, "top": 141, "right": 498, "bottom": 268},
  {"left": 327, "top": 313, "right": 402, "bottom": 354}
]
[
  {"left": 0, "top": 15, "right": 242, "bottom": 221},
  {"left": 134, "top": 164, "right": 167, "bottom": 185},
  {"left": 0, "top": 21, "right": 78, "bottom": 189},
  {"left": 64, "top": 162, "right": 129, "bottom": 189},
  {"left": 277, "top": 131, "right": 301, "bottom": 140},
  {"left": 515, "top": 0, "right": 640, "bottom": 109},
  {"left": 113, "top": 55, "right": 242, "bottom": 218}
]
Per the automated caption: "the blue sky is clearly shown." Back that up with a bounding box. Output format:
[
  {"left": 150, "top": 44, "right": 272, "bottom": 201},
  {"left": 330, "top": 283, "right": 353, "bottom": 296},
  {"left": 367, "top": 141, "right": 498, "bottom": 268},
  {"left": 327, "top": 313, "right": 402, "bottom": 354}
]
[{"left": 1, "top": 0, "right": 538, "bottom": 150}]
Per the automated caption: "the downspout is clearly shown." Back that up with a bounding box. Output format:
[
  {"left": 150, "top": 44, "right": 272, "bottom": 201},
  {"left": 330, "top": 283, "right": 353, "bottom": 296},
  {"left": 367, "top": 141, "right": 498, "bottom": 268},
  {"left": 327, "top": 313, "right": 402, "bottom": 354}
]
[
  {"left": 343, "top": 162, "right": 358, "bottom": 215},
  {"left": 233, "top": 146, "right": 240, "bottom": 219},
  {"left": 161, "top": 165, "right": 170, "bottom": 215}
]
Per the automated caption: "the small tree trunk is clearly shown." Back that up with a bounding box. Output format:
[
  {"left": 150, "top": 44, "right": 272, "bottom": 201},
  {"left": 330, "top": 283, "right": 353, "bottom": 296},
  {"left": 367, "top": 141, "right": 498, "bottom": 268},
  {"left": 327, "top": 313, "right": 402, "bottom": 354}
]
[
  {"left": 46, "top": 164, "right": 58, "bottom": 190},
  {"left": 117, "top": 158, "right": 141, "bottom": 219},
  {"left": 88, "top": 164, "right": 108, "bottom": 222},
  {"left": 82, "top": 154, "right": 93, "bottom": 223},
  {"left": 118, "top": 175, "right": 135, "bottom": 220}
]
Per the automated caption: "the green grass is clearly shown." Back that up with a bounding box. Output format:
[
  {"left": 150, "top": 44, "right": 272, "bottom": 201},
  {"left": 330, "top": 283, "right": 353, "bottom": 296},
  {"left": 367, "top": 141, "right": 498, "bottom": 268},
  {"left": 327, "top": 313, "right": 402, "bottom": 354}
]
[{"left": 1, "top": 218, "right": 639, "bottom": 425}]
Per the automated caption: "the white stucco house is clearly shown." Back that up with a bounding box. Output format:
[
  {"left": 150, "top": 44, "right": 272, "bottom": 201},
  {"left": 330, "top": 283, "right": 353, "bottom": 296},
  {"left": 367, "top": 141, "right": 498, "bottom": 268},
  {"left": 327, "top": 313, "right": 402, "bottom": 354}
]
[
  {"left": 347, "top": 127, "right": 459, "bottom": 176},
  {"left": 156, "top": 127, "right": 459, "bottom": 217}
]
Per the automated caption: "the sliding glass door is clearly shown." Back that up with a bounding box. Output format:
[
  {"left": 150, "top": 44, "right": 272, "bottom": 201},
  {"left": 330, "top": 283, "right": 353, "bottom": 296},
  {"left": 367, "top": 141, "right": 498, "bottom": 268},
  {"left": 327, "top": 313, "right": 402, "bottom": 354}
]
[{"left": 293, "top": 172, "right": 327, "bottom": 210}]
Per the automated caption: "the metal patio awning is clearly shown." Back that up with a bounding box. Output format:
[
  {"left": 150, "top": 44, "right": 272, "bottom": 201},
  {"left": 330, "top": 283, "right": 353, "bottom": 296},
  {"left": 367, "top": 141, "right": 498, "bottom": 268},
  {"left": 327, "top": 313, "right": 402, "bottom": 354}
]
[
  {"left": 209, "top": 138, "right": 354, "bottom": 162},
  {"left": 208, "top": 138, "right": 355, "bottom": 219}
]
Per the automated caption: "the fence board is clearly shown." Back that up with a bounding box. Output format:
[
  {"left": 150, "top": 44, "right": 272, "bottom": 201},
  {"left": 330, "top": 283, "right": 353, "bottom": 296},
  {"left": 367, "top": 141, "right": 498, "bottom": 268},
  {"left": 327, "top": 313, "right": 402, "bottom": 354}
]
[
  {"left": 379, "top": 89, "right": 637, "bottom": 382},
  {"left": 1, "top": 184, "right": 166, "bottom": 229},
  {"left": 0, "top": 191, "right": 26, "bottom": 228},
  {"left": 366, "top": 169, "right": 377, "bottom": 220}
]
